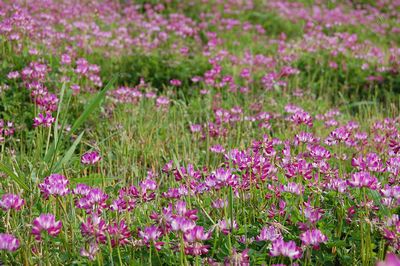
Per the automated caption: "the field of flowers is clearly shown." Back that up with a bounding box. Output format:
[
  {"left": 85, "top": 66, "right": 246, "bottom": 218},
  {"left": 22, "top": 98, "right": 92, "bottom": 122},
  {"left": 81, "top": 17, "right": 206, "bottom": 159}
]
[{"left": 0, "top": 0, "right": 400, "bottom": 265}]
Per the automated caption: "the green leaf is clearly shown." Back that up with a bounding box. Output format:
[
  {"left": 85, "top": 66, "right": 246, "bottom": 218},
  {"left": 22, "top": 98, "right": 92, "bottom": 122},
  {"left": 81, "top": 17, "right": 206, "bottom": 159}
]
[
  {"left": 0, "top": 161, "right": 29, "bottom": 191},
  {"left": 70, "top": 77, "right": 115, "bottom": 134},
  {"left": 52, "top": 131, "right": 84, "bottom": 172},
  {"left": 70, "top": 174, "right": 116, "bottom": 185}
]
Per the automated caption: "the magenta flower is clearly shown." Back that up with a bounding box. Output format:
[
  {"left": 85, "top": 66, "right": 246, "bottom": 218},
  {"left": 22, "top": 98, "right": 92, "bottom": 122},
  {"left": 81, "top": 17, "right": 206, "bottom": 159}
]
[
  {"left": 0, "top": 233, "right": 20, "bottom": 251},
  {"left": 139, "top": 225, "right": 162, "bottom": 242},
  {"left": 347, "top": 171, "right": 378, "bottom": 189},
  {"left": 224, "top": 249, "right": 250, "bottom": 266},
  {"left": 309, "top": 145, "right": 331, "bottom": 160},
  {"left": 300, "top": 229, "right": 328, "bottom": 248},
  {"left": 377, "top": 253, "right": 400, "bottom": 266},
  {"left": 184, "top": 226, "right": 211, "bottom": 242},
  {"left": 270, "top": 239, "right": 302, "bottom": 259},
  {"left": 139, "top": 225, "right": 164, "bottom": 250},
  {"left": 32, "top": 214, "right": 62, "bottom": 240},
  {"left": 283, "top": 182, "right": 303, "bottom": 195},
  {"left": 216, "top": 219, "right": 238, "bottom": 235},
  {"left": 33, "top": 112, "right": 55, "bottom": 128},
  {"left": 256, "top": 226, "right": 282, "bottom": 242},
  {"left": 290, "top": 110, "right": 313, "bottom": 127},
  {"left": 107, "top": 220, "right": 131, "bottom": 247},
  {"left": 170, "top": 217, "right": 196, "bottom": 232},
  {"left": 81, "top": 151, "right": 101, "bottom": 165},
  {"left": 170, "top": 79, "right": 182, "bottom": 86},
  {"left": 156, "top": 96, "right": 170, "bottom": 107},
  {"left": 80, "top": 242, "right": 99, "bottom": 261},
  {"left": 210, "top": 144, "right": 225, "bottom": 153},
  {"left": 73, "top": 184, "right": 91, "bottom": 196},
  {"left": 76, "top": 188, "right": 109, "bottom": 214},
  {"left": 304, "top": 208, "right": 324, "bottom": 226},
  {"left": 38, "top": 174, "right": 69, "bottom": 199},
  {"left": 0, "top": 194, "right": 24, "bottom": 211},
  {"left": 81, "top": 215, "right": 107, "bottom": 243}
]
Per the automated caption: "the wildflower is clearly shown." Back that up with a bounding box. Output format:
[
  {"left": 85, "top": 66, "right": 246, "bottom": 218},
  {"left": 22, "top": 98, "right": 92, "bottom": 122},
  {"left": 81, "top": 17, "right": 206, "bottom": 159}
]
[
  {"left": 81, "top": 151, "right": 101, "bottom": 165},
  {"left": 184, "top": 226, "right": 211, "bottom": 242},
  {"left": 73, "top": 184, "right": 91, "bottom": 196},
  {"left": 170, "top": 79, "right": 182, "bottom": 86},
  {"left": 81, "top": 215, "right": 107, "bottom": 243},
  {"left": 7, "top": 71, "right": 20, "bottom": 79},
  {"left": 0, "top": 194, "right": 24, "bottom": 210},
  {"left": 302, "top": 202, "right": 324, "bottom": 224},
  {"left": 216, "top": 219, "right": 237, "bottom": 235},
  {"left": 270, "top": 239, "right": 302, "bottom": 259},
  {"left": 347, "top": 171, "right": 378, "bottom": 189},
  {"left": 139, "top": 225, "right": 164, "bottom": 250},
  {"left": 300, "top": 229, "right": 328, "bottom": 248},
  {"left": 377, "top": 253, "right": 400, "bottom": 266},
  {"left": 309, "top": 145, "right": 331, "bottom": 160},
  {"left": 290, "top": 110, "right": 313, "bottom": 127},
  {"left": 33, "top": 112, "right": 55, "bottom": 128},
  {"left": 80, "top": 242, "right": 99, "bottom": 261},
  {"left": 0, "top": 233, "right": 19, "bottom": 251},
  {"left": 156, "top": 96, "right": 170, "bottom": 107},
  {"left": 212, "top": 198, "right": 227, "bottom": 209},
  {"left": 32, "top": 214, "right": 62, "bottom": 240},
  {"left": 170, "top": 217, "right": 196, "bottom": 232},
  {"left": 38, "top": 174, "right": 69, "bottom": 199},
  {"left": 210, "top": 144, "right": 225, "bottom": 153},
  {"left": 256, "top": 226, "right": 282, "bottom": 242},
  {"left": 162, "top": 160, "right": 174, "bottom": 173},
  {"left": 61, "top": 54, "right": 72, "bottom": 65},
  {"left": 283, "top": 182, "right": 303, "bottom": 195},
  {"left": 224, "top": 249, "right": 250, "bottom": 266},
  {"left": 76, "top": 188, "right": 109, "bottom": 213},
  {"left": 107, "top": 220, "right": 131, "bottom": 247}
]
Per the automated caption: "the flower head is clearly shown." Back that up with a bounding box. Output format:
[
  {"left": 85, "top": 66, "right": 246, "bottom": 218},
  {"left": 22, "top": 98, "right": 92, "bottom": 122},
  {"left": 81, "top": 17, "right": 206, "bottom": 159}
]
[
  {"left": 0, "top": 194, "right": 24, "bottom": 210},
  {"left": 81, "top": 151, "right": 101, "bottom": 165},
  {"left": 270, "top": 239, "right": 302, "bottom": 259},
  {"left": 300, "top": 229, "right": 328, "bottom": 248},
  {"left": 0, "top": 233, "right": 19, "bottom": 251},
  {"left": 347, "top": 171, "right": 378, "bottom": 189},
  {"left": 32, "top": 214, "right": 62, "bottom": 240},
  {"left": 38, "top": 174, "right": 69, "bottom": 199}
]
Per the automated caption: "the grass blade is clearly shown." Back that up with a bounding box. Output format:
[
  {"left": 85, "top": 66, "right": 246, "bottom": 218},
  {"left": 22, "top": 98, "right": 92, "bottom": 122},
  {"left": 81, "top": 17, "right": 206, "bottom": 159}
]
[
  {"left": 70, "top": 77, "right": 115, "bottom": 134},
  {"left": 52, "top": 131, "right": 84, "bottom": 172},
  {"left": 0, "top": 161, "right": 29, "bottom": 191}
]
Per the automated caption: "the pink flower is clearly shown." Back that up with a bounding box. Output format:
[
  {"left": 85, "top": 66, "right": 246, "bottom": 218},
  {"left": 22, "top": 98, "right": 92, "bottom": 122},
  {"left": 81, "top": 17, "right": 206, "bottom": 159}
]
[
  {"left": 32, "top": 214, "right": 62, "bottom": 240},
  {"left": 256, "top": 226, "right": 282, "bottom": 242},
  {"left": 80, "top": 242, "right": 99, "bottom": 261},
  {"left": 0, "top": 194, "right": 24, "bottom": 210},
  {"left": 138, "top": 225, "right": 164, "bottom": 250},
  {"left": 7, "top": 71, "right": 20, "bottom": 79},
  {"left": 377, "top": 253, "right": 400, "bottom": 266},
  {"left": 270, "top": 239, "right": 302, "bottom": 259},
  {"left": 170, "top": 217, "right": 196, "bottom": 232},
  {"left": 290, "top": 111, "right": 313, "bottom": 127},
  {"left": 184, "top": 226, "right": 211, "bottom": 242},
  {"left": 107, "top": 220, "right": 131, "bottom": 247},
  {"left": 81, "top": 215, "right": 107, "bottom": 243},
  {"left": 0, "top": 233, "right": 19, "bottom": 251},
  {"left": 38, "top": 174, "right": 69, "bottom": 199},
  {"left": 224, "top": 249, "right": 250, "bottom": 266},
  {"left": 170, "top": 79, "right": 182, "bottom": 86},
  {"left": 76, "top": 188, "right": 109, "bottom": 214},
  {"left": 33, "top": 112, "right": 55, "bottom": 128},
  {"left": 81, "top": 151, "right": 101, "bottom": 165},
  {"left": 139, "top": 225, "right": 162, "bottom": 242},
  {"left": 300, "top": 229, "right": 328, "bottom": 248},
  {"left": 347, "top": 171, "right": 378, "bottom": 189}
]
